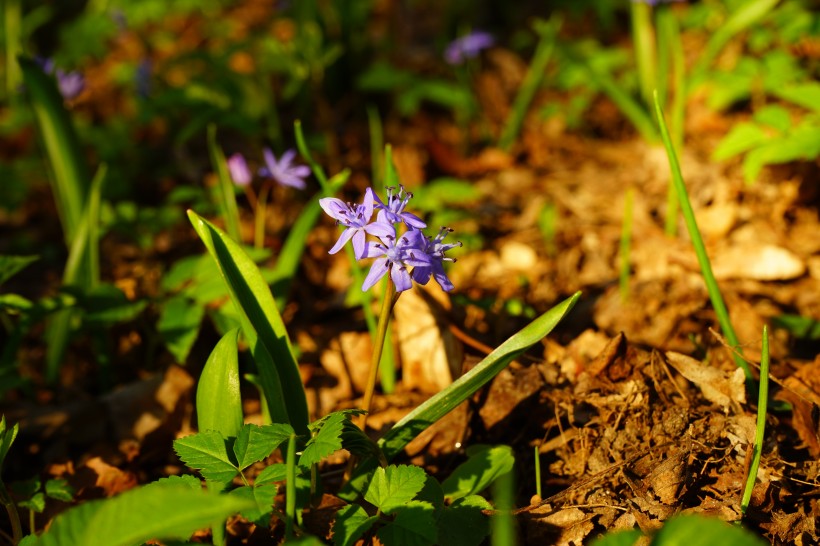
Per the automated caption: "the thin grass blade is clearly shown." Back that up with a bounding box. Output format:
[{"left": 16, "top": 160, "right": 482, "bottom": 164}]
[
  {"left": 741, "top": 325, "right": 769, "bottom": 515},
  {"left": 207, "top": 124, "right": 242, "bottom": 244}
]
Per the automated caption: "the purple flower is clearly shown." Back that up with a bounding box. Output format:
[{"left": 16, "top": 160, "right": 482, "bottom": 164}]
[
  {"left": 135, "top": 59, "right": 152, "bottom": 98},
  {"left": 362, "top": 228, "right": 432, "bottom": 292},
  {"left": 258, "top": 148, "right": 310, "bottom": 189},
  {"left": 444, "top": 31, "right": 494, "bottom": 65},
  {"left": 374, "top": 185, "right": 427, "bottom": 229},
  {"left": 35, "top": 57, "right": 84, "bottom": 100},
  {"left": 410, "top": 227, "right": 461, "bottom": 292},
  {"left": 227, "top": 153, "right": 252, "bottom": 186},
  {"left": 320, "top": 188, "right": 395, "bottom": 259}
]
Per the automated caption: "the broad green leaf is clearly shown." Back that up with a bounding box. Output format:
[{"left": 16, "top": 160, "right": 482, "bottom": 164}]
[
  {"left": 229, "top": 483, "right": 277, "bottom": 525},
  {"left": 187, "top": 210, "right": 308, "bottom": 434},
  {"left": 197, "top": 329, "right": 243, "bottom": 439},
  {"left": 158, "top": 295, "right": 205, "bottom": 364},
  {"left": 416, "top": 474, "right": 444, "bottom": 512},
  {"left": 286, "top": 535, "right": 325, "bottom": 546},
  {"left": 340, "top": 419, "right": 383, "bottom": 461},
  {"left": 173, "top": 431, "right": 238, "bottom": 487},
  {"left": 742, "top": 123, "right": 820, "bottom": 183},
  {"left": 379, "top": 292, "right": 580, "bottom": 461},
  {"left": 150, "top": 475, "right": 202, "bottom": 490},
  {"left": 233, "top": 423, "right": 294, "bottom": 470},
  {"left": 772, "top": 82, "right": 820, "bottom": 114},
  {"left": 376, "top": 501, "right": 437, "bottom": 546},
  {"left": 0, "top": 255, "right": 38, "bottom": 287},
  {"left": 300, "top": 412, "right": 346, "bottom": 468},
  {"left": 653, "top": 514, "right": 767, "bottom": 546},
  {"left": 753, "top": 105, "right": 791, "bottom": 132},
  {"left": 589, "top": 529, "right": 643, "bottom": 546},
  {"left": 364, "top": 465, "right": 426, "bottom": 514},
  {"left": 44, "top": 479, "right": 74, "bottom": 502},
  {"left": 23, "top": 483, "right": 253, "bottom": 546},
  {"left": 437, "top": 495, "right": 492, "bottom": 546},
  {"left": 18, "top": 56, "right": 89, "bottom": 247},
  {"left": 255, "top": 463, "right": 289, "bottom": 485},
  {"left": 441, "top": 445, "right": 515, "bottom": 502},
  {"left": 712, "top": 122, "right": 769, "bottom": 161},
  {"left": 332, "top": 504, "right": 379, "bottom": 546}
]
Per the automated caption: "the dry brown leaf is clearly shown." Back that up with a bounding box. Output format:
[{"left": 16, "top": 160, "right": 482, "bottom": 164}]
[
  {"left": 664, "top": 352, "right": 746, "bottom": 409},
  {"left": 711, "top": 243, "right": 805, "bottom": 281},
  {"left": 85, "top": 456, "right": 138, "bottom": 496}
]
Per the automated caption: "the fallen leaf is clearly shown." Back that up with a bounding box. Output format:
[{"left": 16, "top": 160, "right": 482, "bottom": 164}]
[{"left": 664, "top": 352, "right": 746, "bottom": 409}]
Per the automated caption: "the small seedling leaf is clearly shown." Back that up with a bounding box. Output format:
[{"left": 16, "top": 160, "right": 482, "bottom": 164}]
[
  {"left": 22, "top": 483, "right": 253, "bottom": 546},
  {"left": 158, "top": 295, "right": 206, "bottom": 364},
  {"left": 364, "top": 465, "right": 427, "bottom": 514},
  {"left": 300, "top": 412, "right": 347, "bottom": 467},
  {"left": 441, "top": 445, "right": 515, "bottom": 502},
  {"left": 44, "top": 479, "right": 74, "bottom": 502},
  {"left": 197, "top": 328, "right": 243, "bottom": 440},
  {"left": 173, "top": 431, "right": 238, "bottom": 487},
  {"left": 233, "top": 423, "right": 294, "bottom": 470},
  {"left": 332, "top": 504, "right": 379, "bottom": 546},
  {"left": 0, "top": 416, "right": 19, "bottom": 465},
  {"left": 376, "top": 501, "right": 437, "bottom": 546}
]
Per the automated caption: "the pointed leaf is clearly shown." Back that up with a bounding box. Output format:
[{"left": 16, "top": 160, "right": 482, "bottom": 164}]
[
  {"left": 173, "top": 432, "right": 238, "bottom": 486},
  {"left": 0, "top": 416, "right": 19, "bottom": 465},
  {"left": 197, "top": 329, "right": 243, "bottom": 439},
  {"left": 187, "top": 210, "right": 308, "bottom": 433},
  {"left": 332, "top": 504, "right": 379, "bottom": 546},
  {"left": 23, "top": 483, "right": 253, "bottom": 546},
  {"left": 229, "top": 483, "right": 277, "bottom": 525},
  {"left": 233, "top": 423, "right": 294, "bottom": 470},
  {"left": 299, "top": 412, "right": 346, "bottom": 467},
  {"left": 0, "top": 255, "right": 39, "bottom": 287},
  {"left": 158, "top": 295, "right": 205, "bottom": 364},
  {"left": 44, "top": 479, "right": 74, "bottom": 502},
  {"left": 441, "top": 445, "right": 515, "bottom": 502},
  {"left": 364, "top": 465, "right": 426, "bottom": 514}
]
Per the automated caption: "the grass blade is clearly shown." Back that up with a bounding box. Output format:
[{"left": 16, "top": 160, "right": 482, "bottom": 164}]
[
  {"left": 652, "top": 92, "right": 752, "bottom": 381},
  {"left": 187, "top": 210, "right": 309, "bottom": 434},
  {"left": 741, "top": 325, "right": 769, "bottom": 516},
  {"left": 379, "top": 291, "right": 581, "bottom": 461},
  {"left": 207, "top": 124, "right": 242, "bottom": 244}
]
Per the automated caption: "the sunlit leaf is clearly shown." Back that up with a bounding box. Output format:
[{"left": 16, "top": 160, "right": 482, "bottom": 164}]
[
  {"left": 376, "top": 501, "right": 437, "bottom": 546},
  {"left": 332, "top": 505, "right": 378, "bottom": 546},
  {"left": 197, "top": 329, "right": 243, "bottom": 439},
  {"left": 173, "top": 431, "right": 238, "bottom": 487},
  {"left": 364, "top": 465, "right": 426, "bottom": 514},
  {"left": 441, "top": 445, "right": 515, "bottom": 502},
  {"left": 233, "top": 423, "right": 294, "bottom": 470}
]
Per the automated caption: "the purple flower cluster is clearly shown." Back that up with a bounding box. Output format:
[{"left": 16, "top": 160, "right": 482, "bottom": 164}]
[
  {"left": 444, "top": 31, "right": 494, "bottom": 65},
  {"left": 320, "top": 186, "right": 461, "bottom": 293},
  {"left": 226, "top": 148, "right": 309, "bottom": 189},
  {"left": 35, "top": 57, "right": 84, "bottom": 100}
]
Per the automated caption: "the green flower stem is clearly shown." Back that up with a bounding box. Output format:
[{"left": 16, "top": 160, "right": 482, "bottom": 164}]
[
  {"left": 630, "top": 1, "right": 656, "bottom": 109},
  {"left": 741, "top": 325, "right": 769, "bottom": 516},
  {"left": 0, "top": 486, "right": 22, "bottom": 544},
  {"left": 357, "top": 277, "right": 397, "bottom": 432},
  {"left": 285, "top": 433, "right": 297, "bottom": 540},
  {"left": 653, "top": 92, "right": 752, "bottom": 381}
]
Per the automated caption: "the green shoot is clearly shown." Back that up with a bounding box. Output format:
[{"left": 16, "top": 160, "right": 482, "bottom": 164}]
[
  {"left": 652, "top": 92, "right": 752, "bottom": 381},
  {"left": 630, "top": 1, "right": 656, "bottom": 108},
  {"left": 533, "top": 446, "right": 542, "bottom": 501},
  {"left": 491, "top": 469, "right": 517, "bottom": 546},
  {"left": 285, "top": 433, "right": 297, "bottom": 540},
  {"left": 207, "top": 124, "right": 242, "bottom": 245},
  {"left": 358, "top": 276, "right": 397, "bottom": 432},
  {"left": 0, "top": 416, "right": 22, "bottom": 544},
  {"left": 619, "top": 187, "right": 634, "bottom": 303},
  {"left": 741, "top": 325, "right": 769, "bottom": 516},
  {"left": 498, "top": 16, "right": 561, "bottom": 151}
]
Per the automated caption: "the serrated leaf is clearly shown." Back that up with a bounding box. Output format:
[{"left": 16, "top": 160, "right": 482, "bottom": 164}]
[
  {"left": 437, "top": 495, "right": 492, "bottom": 546},
  {"left": 441, "top": 445, "right": 515, "bottom": 502},
  {"left": 233, "top": 423, "right": 294, "bottom": 470},
  {"left": 416, "top": 475, "right": 444, "bottom": 512},
  {"left": 340, "top": 419, "right": 383, "bottom": 461},
  {"left": 772, "top": 82, "right": 820, "bottom": 114},
  {"left": 364, "top": 465, "right": 427, "bottom": 514},
  {"left": 332, "top": 504, "right": 379, "bottom": 546},
  {"left": 187, "top": 210, "right": 308, "bottom": 434},
  {"left": 173, "top": 432, "right": 238, "bottom": 487},
  {"left": 300, "top": 412, "right": 346, "bottom": 467},
  {"left": 376, "top": 501, "right": 437, "bottom": 546},
  {"left": 197, "top": 328, "right": 242, "bottom": 439},
  {"left": 255, "top": 463, "right": 289, "bottom": 486},
  {"left": 229, "top": 483, "right": 277, "bottom": 525},
  {"left": 308, "top": 409, "right": 366, "bottom": 433},
  {"left": 23, "top": 483, "right": 253, "bottom": 546},
  {"left": 44, "top": 479, "right": 74, "bottom": 502}
]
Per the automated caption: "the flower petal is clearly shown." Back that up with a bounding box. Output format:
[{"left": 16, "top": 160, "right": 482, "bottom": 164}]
[
  {"left": 364, "top": 220, "right": 395, "bottom": 239},
  {"left": 319, "top": 197, "right": 349, "bottom": 221},
  {"left": 328, "top": 227, "right": 356, "bottom": 255},
  {"left": 362, "top": 258, "right": 389, "bottom": 291},
  {"left": 351, "top": 230, "right": 368, "bottom": 259},
  {"left": 391, "top": 266, "right": 413, "bottom": 292}
]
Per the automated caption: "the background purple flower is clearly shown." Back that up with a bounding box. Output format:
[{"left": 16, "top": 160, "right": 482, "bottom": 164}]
[
  {"left": 444, "top": 31, "right": 494, "bottom": 65},
  {"left": 227, "top": 153, "right": 252, "bottom": 186},
  {"left": 35, "top": 57, "right": 85, "bottom": 100},
  {"left": 258, "top": 148, "right": 310, "bottom": 189}
]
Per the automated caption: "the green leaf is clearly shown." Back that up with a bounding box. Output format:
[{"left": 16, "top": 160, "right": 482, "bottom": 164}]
[
  {"left": 233, "top": 423, "right": 294, "bottom": 470},
  {"left": 150, "top": 475, "right": 203, "bottom": 490},
  {"left": 340, "top": 419, "right": 383, "bottom": 461},
  {"left": 23, "top": 483, "right": 253, "bottom": 546},
  {"left": 0, "top": 255, "right": 38, "bottom": 287},
  {"left": 173, "top": 431, "right": 238, "bottom": 487},
  {"left": 300, "top": 412, "right": 346, "bottom": 468},
  {"left": 80, "top": 284, "right": 147, "bottom": 326},
  {"left": 286, "top": 535, "right": 325, "bottom": 546},
  {"left": 772, "top": 82, "right": 820, "bottom": 114},
  {"left": 255, "top": 463, "right": 289, "bottom": 486},
  {"left": 379, "top": 292, "right": 580, "bottom": 461},
  {"left": 0, "top": 416, "right": 20, "bottom": 466},
  {"left": 589, "top": 528, "right": 644, "bottom": 546},
  {"left": 410, "top": 178, "right": 483, "bottom": 213},
  {"left": 187, "top": 210, "right": 308, "bottom": 434},
  {"left": 653, "top": 514, "right": 767, "bottom": 546},
  {"left": 712, "top": 122, "right": 769, "bottom": 161},
  {"left": 197, "top": 329, "right": 243, "bottom": 439},
  {"left": 364, "top": 465, "right": 427, "bottom": 514},
  {"left": 376, "top": 501, "right": 437, "bottom": 546},
  {"left": 158, "top": 295, "right": 205, "bottom": 364},
  {"left": 441, "top": 445, "right": 515, "bottom": 502},
  {"left": 753, "top": 105, "right": 792, "bottom": 132},
  {"left": 229, "top": 483, "right": 277, "bottom": 525},
  {"left": 437, "top": 495, "right": 492, "bottom": 546},
  {"left": 18, "top": 491, "right": 46, "bottom": 513},
  {"left": 742, "top": 122, "right": 820, "bottom": 183},
  {"left": 332, "top": 504, "right": 379, "bottom": 546},
  {"left": 44, "top": 479, "right": 74, "bottom": 502},
  {"left": 207, "top": 124, "right": 241, "bottom": 244},
  {"left": 772, "top": 314, "right": 820, "bottom": 340}
]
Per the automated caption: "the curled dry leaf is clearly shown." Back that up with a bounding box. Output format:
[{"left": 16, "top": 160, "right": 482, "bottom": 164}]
[{"left": 664, "top": 352, "right": 746, "bottom": 410}]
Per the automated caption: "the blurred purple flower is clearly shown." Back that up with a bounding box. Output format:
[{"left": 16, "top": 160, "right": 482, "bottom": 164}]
[
  {"left": 258, "top": 148, "right": 310, "bottom": 189},
  {"left": 444, "top": 31, "right": 494, "bottom": 65},
  {"left": 362, "top": 228, "right": 432, "bottom": 292},
  {"left": 320, "top": 188, "right": 395, "bottom": 259},
  {"left": 135, "top": 59, "right": 152, "bottom": 98},
  {"left": 35, "top": 57, "right": 85, "bottom": 100},
  {"left": 410, "top": 227, "right": 461, "bottom": 292},
  {"left": 374, "top": 185, "right": 426, "bottom": 229},
  {"left": 227, "top": 153, "right": 252, "bottom": 186}
]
